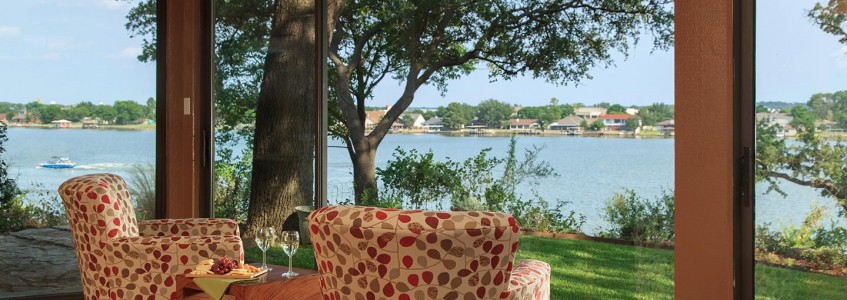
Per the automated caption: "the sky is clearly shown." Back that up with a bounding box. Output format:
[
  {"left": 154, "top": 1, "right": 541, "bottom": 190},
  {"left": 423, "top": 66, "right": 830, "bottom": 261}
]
[{"left": 0, "top": 0, "right": 844, "bottom": 107}]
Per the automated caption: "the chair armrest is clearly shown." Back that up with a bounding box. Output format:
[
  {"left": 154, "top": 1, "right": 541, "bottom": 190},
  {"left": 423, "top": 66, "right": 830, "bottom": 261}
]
[
  {"left": 137, "top": 218, "right": 240, "bottom": 237},
  {"left": 503, "top": 259, "right": 551, "bottom": 300},
  {"left": 109, "top": 235, "right": 245, "bottom": 275}
]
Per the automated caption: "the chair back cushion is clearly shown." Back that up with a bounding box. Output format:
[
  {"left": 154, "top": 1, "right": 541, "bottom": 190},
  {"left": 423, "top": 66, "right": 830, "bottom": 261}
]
[
  {"left": 309, "top": 206, "right": 521, "bottom": 300},
  {"left": 58, "top": 173, "right": 140, "bottom": 297}
]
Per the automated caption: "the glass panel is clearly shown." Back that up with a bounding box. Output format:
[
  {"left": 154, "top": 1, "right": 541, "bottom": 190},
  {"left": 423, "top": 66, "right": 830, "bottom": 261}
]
[
  {"left": 0, "top": 0, "right": 156, "bottom": 297},
  {"left": 212, "top": 1, "right": 677, "bottom": 298},
  {"left": 755, "top": 0, "right": 847, "bottom": 297},
  {"left": 324, "top": 1, "right": 675, "bottom": 299}
]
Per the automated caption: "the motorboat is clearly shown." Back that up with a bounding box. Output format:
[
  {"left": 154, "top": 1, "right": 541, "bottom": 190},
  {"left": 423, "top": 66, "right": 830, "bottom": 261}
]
[{"left": 39, "top": 157, "right": 77, "bottom": 169}]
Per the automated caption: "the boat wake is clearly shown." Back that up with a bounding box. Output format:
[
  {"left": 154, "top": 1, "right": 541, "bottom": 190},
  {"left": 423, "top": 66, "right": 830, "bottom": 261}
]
[{"left": 72, "top": 163, "right": 135, "bottom": 170}]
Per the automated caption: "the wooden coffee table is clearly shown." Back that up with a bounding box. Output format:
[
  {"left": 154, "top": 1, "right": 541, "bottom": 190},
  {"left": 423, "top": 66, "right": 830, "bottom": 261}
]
[{"left": 174, "top": 264, "right": 322, "bottom": 300}]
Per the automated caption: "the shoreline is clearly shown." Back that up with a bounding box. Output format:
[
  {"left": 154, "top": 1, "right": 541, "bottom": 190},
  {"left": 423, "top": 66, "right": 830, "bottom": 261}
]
[{"left": 8, "top": 124, "right": 847, "bottom": 140}]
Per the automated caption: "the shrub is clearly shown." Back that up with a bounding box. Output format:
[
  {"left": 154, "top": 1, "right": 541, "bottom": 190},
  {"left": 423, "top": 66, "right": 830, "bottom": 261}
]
[
  {"left": 376, "top": 136, "right": 584, "bottom": 233},
  {"left": 126, "top": 163, "right": 155, "bottom": 220},
  {"left": 599, "top": 189, "right": 675, "bottom": 244},
  {"left": 214, "top": 145, "right": 253, "bottom": 224}
]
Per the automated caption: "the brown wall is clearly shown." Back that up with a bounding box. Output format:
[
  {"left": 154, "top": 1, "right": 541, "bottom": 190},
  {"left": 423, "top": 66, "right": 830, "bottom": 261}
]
[
  {"left": 163, "top": 0, "right": 203, "bottom": 219},
  {"left": 675, "top": 0, "right": 737, "bottom": 298}
]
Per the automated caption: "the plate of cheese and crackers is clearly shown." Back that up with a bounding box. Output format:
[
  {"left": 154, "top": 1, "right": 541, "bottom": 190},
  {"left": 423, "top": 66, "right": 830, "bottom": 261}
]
[{"left": 186, "top": 257, "right": 267, "bottom": 279}]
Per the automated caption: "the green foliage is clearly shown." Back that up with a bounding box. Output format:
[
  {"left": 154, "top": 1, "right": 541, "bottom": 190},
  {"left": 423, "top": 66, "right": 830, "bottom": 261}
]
[
  {"left": 1, "top": 183, "right": 67, "bottom": 232},
  {"left": 756, "top": 116, "right": 847, "bottom": 213},
  {"left": 376, "top": 137, "right": 583, "bottom": 233},
  {"left": 637, "top": 102, "right": 674, "bottom": 126},
  {"left": 126, "top": 164, "right": 155, "bottom": 221},
  {"left": 587, "top": 119, "right": 606, "bottom": 131},
  {"left": 213, "top": 140, "right": 254, "bottom": 224},
  {"left": 623, "top": 117, "right": 641, "bottom": 131},
  {"left": 599, "top": 189, "right": 675, "bottom": 244},
  {"left": 789, "top": 105, "right": 816, "bottom": 130},
  {"left": 0, "top": 123, "right": 20, "bottom": 207},
  {"left": 439, "top": 102, "right": 475, "bottom": 129},
  {"left": 113, "top": 100, "right": 147, "bottom": 124},
  {"left": 755, "top": 205, "right": 847, "bottom": 270},
  {"left": 476, "top": 99, "right": 513, "bottom": 128},
  {"left": 378, "top": 148, "right": 460, "bottom": 210},
  {"left": 806, "top": 91, "right": 847, "bottom": 129},
  {"left": 36, "top": 105, "right": 63, "bottom": 123},
  {"left": 808, "top": 0, "right": 847, "bottom": 45},
  {"left": 606, "top": 104, "right": 626, "bottom": 114},
  {"left": 756, "top": 104, "right": 771, "bottom": 113}
]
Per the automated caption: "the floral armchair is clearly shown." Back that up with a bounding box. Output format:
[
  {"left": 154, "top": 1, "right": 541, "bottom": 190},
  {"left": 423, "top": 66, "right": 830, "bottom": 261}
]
[
  {"left": 58, "top": 173, "right": 243, "bottom": 300},
  {"left": 308, "top": 206, "right": 550, "bottom": 300}
]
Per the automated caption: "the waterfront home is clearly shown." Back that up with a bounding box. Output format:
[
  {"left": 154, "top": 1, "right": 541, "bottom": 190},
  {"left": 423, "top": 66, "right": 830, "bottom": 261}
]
[
  {"left": 10, "top": 113, "right": 26, "bottom": 124},
  {"left": 365, "top": 110, "right": 386, "bottom": 131},
  {"left": 82, "top": 118, "right": 99, "bottom": 129},
  {"left": 548, "top": 115, "right": 584, "bottom": 131},
  {"left": 402, "top": 113, "right": 426, "bottom": 128},
  {"left": 599, "top": 114, "right": 637, "bottom": 130},
  {"left": 509, "top": 118, "right": 540, "bottom": 130},
  {"left": 655, "top": 119, "right": 675, "bottom": 132},
  {"left": 51, "top": 119, "right": 72, "bottom": 128},
  {"left": 815, "top": 120, "right": 840, "bottom": 132},
  {"left": 422, "top": 117, "right": 445, "bottom": 131},
  {"left": 625, "top": 108, "right": 640, "bottom": 115},
  {"left": 756, "top": 112, "right": 796, "bottom": 136},
  {"left": 575, "top": 107, "right": 607, "bottom": 119}
]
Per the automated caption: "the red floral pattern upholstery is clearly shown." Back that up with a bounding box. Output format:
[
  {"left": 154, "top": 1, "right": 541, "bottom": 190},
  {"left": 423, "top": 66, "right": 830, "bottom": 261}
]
[
  {"left": 308, "top": 206, "right": 550, "bottom": 300},
  {"left": 59, "top": 173, "right": 244, "bottom": 300}
]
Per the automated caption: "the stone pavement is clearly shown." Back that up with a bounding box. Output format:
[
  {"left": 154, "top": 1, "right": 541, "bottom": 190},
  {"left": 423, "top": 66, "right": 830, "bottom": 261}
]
[{"left": 0, "top": 226, "right": 81, "bottom": 298}]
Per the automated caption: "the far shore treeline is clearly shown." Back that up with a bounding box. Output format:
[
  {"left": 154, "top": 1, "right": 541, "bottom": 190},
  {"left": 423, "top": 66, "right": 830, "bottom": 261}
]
[{"left": 0, "top": 98, "right": 155, "bottom": 125}]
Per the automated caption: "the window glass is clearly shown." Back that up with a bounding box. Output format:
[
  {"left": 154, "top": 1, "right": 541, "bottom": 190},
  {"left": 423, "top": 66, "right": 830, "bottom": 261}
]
[
  {"left": 0, "top": 0, "right": 156, "bottom": 297},
  {"left": 755, "top": 0, "right": 847, "bottom": 297}
]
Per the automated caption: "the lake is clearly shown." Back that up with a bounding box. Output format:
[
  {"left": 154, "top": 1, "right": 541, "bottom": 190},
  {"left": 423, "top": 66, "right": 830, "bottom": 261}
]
[{"left": 5, "top": 127, "right": 838, "bottom": 234}]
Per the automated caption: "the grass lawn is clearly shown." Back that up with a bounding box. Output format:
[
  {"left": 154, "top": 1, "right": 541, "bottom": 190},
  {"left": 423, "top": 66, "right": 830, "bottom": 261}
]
[{"left": 246, "top": 236, "right": 847, "bottom": 299}]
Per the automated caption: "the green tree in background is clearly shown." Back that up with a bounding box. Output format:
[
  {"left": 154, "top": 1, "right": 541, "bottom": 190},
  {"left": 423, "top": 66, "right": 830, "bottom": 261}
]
[
  {"left": 789, "top": 105, "right": 816, "bottom": 130},
  {"left": 146, "top": 97, "right": 156, "bottom": 121},
  {"left": 637, "top": 102, "right": 674, "bottom": 126},
  {"left": 95, "top": 105, "right": 117, "bottom": 123},
  {"left": 328, "top": 0, "right": 673, "bottom": 203},
  {"left": 607, "top": 104, "right": 627, "bottom": 114},
  {"left": 439, "top": 102, "right": 475, "bottom": 129},
  {"left": 588, "top": 120, "right": 606, "bottom": 131},
  {"left": 113, "top": 100, "right": 146, "bottom": 124},
  {"left": 36, "top": 105, "right": 63, "bottom": 123},
  {"left": 809, "top": 0, "right": 847, "bottom": 45},
  {"left": 476, "top": 99, "right": 513, "bottom": 129},
  {"left": 756, "top": 104, "right": 770, "bottom": 113},
  {"left": 807, "top": 91, "right": 847, "bottom": 129}
]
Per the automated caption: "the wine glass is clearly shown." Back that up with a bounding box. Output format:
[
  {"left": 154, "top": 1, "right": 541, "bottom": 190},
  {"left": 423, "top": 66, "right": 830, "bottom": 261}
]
[
  {"left": 255, "top": 227, "right": 276, "bottom": 271},
  {"left": 280, "top": 230, "right": 300, "bottom": 278}
]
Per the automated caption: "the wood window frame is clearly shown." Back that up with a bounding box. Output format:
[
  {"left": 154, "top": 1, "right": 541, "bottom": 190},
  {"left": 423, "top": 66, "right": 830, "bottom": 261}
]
[{"left": 675, "top": 0, "right": 755, "bottom": 298}]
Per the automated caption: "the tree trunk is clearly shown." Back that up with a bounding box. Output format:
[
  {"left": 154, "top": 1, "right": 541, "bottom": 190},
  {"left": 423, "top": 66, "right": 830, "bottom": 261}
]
[
  {"left": 352, "top": 143, "right": 378, "bottom": 205},
  {"left": 244, "top": 0, "right": 316, "bottom": 238}
]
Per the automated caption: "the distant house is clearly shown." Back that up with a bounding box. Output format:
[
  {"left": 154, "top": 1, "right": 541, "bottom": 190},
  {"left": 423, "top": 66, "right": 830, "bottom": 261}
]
[
  {"left": 51, "top": 119, "right": 72, "bottom": 128},
  {"left": 625, "top": 108, "right": 640, "bottom": 115},
  {"left": 548, "top": 116, "right": 584, "bottom": 131},
  {"left": 10, "top": 113, "right": 26, "bottom": 124},
  {"left": 365, "top": 111, "right": 387, "bottom": 131},
  {"left": 82, "top": 118, "right": 99, "bottom": 129},
  {"left": 575, "top": 107, "right": 607, "bottom": 120},
  {"left": 508, "top": 119, "right": 540, "bottom": 130},
  {"left": 815, "top": 120, "right": 840, "bottom": 132},
  {"left": 402, "top": 113, "right": 426, "bottom": 128},
  {"left": 655, "top": 120, "right": 675, "bottom": 132},
  {"left": 756, "top": 112, "right": 795, "bottom": 136},
  {"left": 466, "top": 119, "right": 489, "bottom": 130},
  {"left": 599, "top": 114, "right": 637, "bottom": 131},
  {"left": 422, "top": 117, "right": 445, "bottom": 131}
]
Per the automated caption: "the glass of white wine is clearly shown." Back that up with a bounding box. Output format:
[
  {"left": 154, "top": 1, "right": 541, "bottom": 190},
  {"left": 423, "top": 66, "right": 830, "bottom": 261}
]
[
  {"left": 280, "top": 230, "right": 299, "bottom": 278},
  {"left": 256, "top": 227, "right": 276, "bottom": 271}
]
